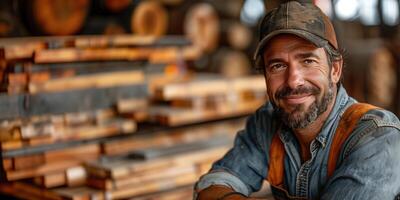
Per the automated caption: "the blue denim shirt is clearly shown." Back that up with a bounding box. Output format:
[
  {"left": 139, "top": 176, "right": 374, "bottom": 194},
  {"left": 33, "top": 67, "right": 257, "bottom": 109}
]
[{"left": 195, "top": 86, "right": 400, "bottom": 199}]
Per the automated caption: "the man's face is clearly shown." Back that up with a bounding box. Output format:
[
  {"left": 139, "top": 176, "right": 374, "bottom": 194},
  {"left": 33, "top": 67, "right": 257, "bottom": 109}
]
[{"left": 262, "top": 34, "right": 341, "bottom": 129}]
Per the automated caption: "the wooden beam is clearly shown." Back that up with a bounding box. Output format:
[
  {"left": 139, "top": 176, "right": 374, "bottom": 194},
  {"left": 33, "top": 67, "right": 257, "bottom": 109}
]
[
  {"left": 107, "top": 171, "right": 197, "bottom": 199},
  {"left": 154, "top": 75, "right": 265, "bottom": 100},
  {"left": 28, "top": 70, "right": 144, "bottom": 94},
  {"left": 0, "top": 35, "right": 191, "bottom": 60},
  {"left": 149, "top": 98, "right": 265, "bottom": 126},
  {"left": 44, "top": 144, "right": 100, "bottom": 163},
  {"left": 87, "top": 165, "right": 196, "bottom": 190},
  {"left": 4, "top": 160, "right": 80, "bottom": 181},
  {"left": 86, "top": 145, "right": 229, "bottom": 179},
  {"left": 12, "top": 154, "right": 45, "bottom": 170},
  {"left": 0, "top": 84, "right": 147, "bottom": 120},
  {"left": 33, "top": 46, "right": 200, "bottom": 64},
  {"left": 33, "top": 172, "right": 66, "bottom": 188},
  {"left": 1, "top": 118, "right": 137, "bottom": 151},
  {"left": 34, "top": 48, "right": 152, "bottom": 63}
]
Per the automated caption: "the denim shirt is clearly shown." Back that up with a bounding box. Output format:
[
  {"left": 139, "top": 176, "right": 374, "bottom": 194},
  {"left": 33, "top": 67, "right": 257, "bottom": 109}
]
[{"left": 195, "top": 86, "right": 400, "bottom": 199}]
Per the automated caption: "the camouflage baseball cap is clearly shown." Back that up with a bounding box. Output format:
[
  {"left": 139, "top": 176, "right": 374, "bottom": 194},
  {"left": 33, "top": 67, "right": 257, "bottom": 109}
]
[{"left": 253, "top": 1, "right": 338, "bottom": 66}]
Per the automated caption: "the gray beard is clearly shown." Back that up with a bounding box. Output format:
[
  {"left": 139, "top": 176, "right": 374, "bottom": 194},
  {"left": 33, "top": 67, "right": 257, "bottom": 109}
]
[{"left": 274, "top": 81, "right": 334, "bottom": 129}]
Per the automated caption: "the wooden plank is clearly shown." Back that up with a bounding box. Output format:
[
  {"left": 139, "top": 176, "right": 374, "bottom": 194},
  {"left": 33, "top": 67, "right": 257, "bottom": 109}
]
[
  {"left": 27, "top": 136, "right": 55, "bottom": 146},
  {"left": 101, "top": 117, "right": 243, "bottom": 155},
  {"left": 85, "top": 156, "right": 174, "bottom": 179},
  {"left": 117, "top": 98, "right": 148, "bottom": 113},
  {"left": 1, "top": 117, "right": 243, "bottom": 158},
  {"left": 19, "top": 121, "right": 57, "bottom": 139},
  {"left": 0, "top": 35, "right": 190, "bottom": 51},
  {"left": 154, "top": 75, "right": 265, "bottom": 100},
  {"left": 7, "top": 73, "right": 28, "bottom": 85},
  {"left": 57, "top": 118, "right": 137, "bottom": 141},
  {"left": 107, "top": 171, "right": 197, "bottom": 199},
  {"left": 0, "top": 109, "right": 116, "bottom": 142},
  {"left": 129, "top": 136, "right": 229, "bottom": 160},
  {"left": 0, "top": 182, "right": 60, "bottom": 200},
  {"left": 32, "top": 166, "right": 87, "bottom": 188},
  {"left": 6, "top": 85, "right": 26, "bottom": 95},
  {"left": 28, "top": 70, "right": 144, "bottom": 94},
  {"left": 2, "top": 158, "right": 12, "bottom": 170},
  {"left": 12, "top": 154, "right": 45, "bottom": 170},
  {"left": 4, "top": 160, "right": 81, "bottom": 181},
  {"left": 0, "top": 126, "right": 21, "bottom": 141},
  {"left": 73, "top": 35, "right": 157, "bottom": 48},
  {"left": 52, "top": 186, "right": 104, "bottom": 200},
  {"left": 33, "top": 171, "right": 66, "bottom": 188},
  {"left": 0, "top": 42, "right": 46, "bottom": 60},
  {"left": 86, "top": 145, "right": 229, "bottom": 179},
  {"left": 11, "top": 61, "right": 146, "bottom": 74},
  {"left": 33, "top": 46, "right": 200, "bottom": 64},
  {"left": 13, "top": 118, "right": 137, "bottom": 149},
  {"left": 0, "top": 83, "right": 147, "bottom": 120},
  {"left": 34, "top": 48, "right": 152, "bottom": 63},
  {"left": 72, "top": 35, "right": 191, "bottom": 48},
  {"left": 0, "top": 140, "right": 24, "bottom": 150},
  {"left": 44, "top": 144, "right": 100, "bottom": 163},
  {"left": 149, "top": 98, "right": 265, "bottom": 126},
  {"left": 148, "top": 46, "right": 201, "bottom": 63},
  {"left": 87, "top": 165, "right": 196, "bottom": 190},
  {"left": 12, "top": 181, "right": 68, "bottom": 200}
]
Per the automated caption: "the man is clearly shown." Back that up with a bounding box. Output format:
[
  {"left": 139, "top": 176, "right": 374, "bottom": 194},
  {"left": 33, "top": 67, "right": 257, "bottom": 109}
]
[{"left": 194, "top": 1, "right": 400, "bottom": 200}]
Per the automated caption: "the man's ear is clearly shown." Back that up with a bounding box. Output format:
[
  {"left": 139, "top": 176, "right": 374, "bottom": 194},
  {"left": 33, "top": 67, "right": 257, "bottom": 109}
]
[{"left": 331, "top": 58, "right": 343, "bottom": 84}]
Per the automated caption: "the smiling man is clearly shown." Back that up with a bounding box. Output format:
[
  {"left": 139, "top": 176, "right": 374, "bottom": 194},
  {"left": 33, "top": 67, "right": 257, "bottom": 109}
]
[{"left": 194, "top": 1, "right": 400, "bottom": 200}]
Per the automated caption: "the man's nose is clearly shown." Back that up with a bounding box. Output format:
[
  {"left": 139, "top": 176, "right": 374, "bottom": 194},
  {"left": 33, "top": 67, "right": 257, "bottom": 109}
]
[{"left": 286, "top": 64, "right": 305, "bottom": 89}]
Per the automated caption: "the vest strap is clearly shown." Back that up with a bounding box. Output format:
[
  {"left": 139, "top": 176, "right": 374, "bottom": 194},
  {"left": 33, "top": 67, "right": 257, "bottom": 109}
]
[
  {"left": 326, "top": 103, "right": 378, "bottom": 178},
  {"left": 267, "top": 127, "right": 285, "bottom": 186}
]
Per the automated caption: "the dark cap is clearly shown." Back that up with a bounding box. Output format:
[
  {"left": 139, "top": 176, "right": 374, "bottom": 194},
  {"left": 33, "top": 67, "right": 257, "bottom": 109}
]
[{"left": 253, "top": 1, "right": 338, "bottom": 66}]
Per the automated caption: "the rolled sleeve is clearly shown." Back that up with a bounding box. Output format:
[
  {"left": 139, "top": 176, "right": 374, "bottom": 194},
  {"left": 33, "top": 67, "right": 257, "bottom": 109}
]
[{"left": 194, "top": 171, "right": 251, "bottom": 196}]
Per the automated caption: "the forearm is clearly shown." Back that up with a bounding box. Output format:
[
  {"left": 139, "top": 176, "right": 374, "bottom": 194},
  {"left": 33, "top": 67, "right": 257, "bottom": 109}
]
[{"left": 197, "top": 185, "right": 258, "bottom": 200}]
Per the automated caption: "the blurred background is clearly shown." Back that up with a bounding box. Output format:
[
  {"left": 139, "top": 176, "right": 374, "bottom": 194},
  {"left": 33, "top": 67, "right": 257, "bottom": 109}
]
[{"left": 0, "top": 0, "right": 398, "bottom": 199}]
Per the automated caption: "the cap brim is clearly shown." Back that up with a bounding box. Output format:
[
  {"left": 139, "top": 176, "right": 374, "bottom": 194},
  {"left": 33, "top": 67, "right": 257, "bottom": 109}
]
[{"left": 253, "top": 29, "right": 328, "bottom": 65}]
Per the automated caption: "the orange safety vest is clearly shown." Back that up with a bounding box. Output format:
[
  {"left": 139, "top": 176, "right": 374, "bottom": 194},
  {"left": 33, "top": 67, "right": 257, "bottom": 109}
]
[{"left": 267, "top": 103, "right": 379, "bottom": 199}]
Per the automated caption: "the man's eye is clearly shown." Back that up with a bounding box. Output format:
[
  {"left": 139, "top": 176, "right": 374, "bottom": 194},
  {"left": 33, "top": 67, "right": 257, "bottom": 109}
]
[
  {"left": 303, "top": 59, "right": 316, "bottom": 65},
  {"left": 268, "top": 63, "right": 286, "bottom": 72}
]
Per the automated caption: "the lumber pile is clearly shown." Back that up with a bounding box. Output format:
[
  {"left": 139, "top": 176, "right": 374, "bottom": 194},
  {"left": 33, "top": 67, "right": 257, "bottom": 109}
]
[
  {"left": 149, "top": 74, "right": 267, "bottom": 126},
  {"left": 0, "top": 118, "right": 245, "bottom": 200},
  {"left": 0, "top": 34, "right": 267, "bottom": 199},
  {"left": 85, "top": 138, "right": 229, "bottom": 199},
  {"left": 0, "top": 34, "right": 192, "bottom": 197}
]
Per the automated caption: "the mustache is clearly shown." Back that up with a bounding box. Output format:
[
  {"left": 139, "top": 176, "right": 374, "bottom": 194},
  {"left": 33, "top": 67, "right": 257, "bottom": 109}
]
[{"left": 275, "top": 85, "right": 320, "bottom": 99}]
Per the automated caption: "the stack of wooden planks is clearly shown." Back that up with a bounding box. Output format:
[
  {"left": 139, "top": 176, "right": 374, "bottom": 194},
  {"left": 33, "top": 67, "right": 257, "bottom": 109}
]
[
  {"left": 0, "top": 34, "right": 200, "bottom": 199},
  {"left": 149, "top": 74, "right": 267, "bottom": 126},
  {"left": 0, "top": 34, "right": 268, "bottom": 199},
  {"left": 0, "top": 118, "right": 246, "bottom": 200}
]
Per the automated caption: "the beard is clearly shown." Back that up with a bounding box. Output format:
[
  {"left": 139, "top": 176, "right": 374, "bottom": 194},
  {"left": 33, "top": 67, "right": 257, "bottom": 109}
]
[{"left": 272, "top": 81, "right": 334, "bottom": 129}]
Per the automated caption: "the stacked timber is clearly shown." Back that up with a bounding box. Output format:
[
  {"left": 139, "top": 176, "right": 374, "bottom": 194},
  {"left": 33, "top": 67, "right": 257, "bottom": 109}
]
[
  {"left": 0, "top": 34, "right": 200, "bottom": 199},
  {"left": 85, "top": 137, "right": 229, "bottom": 199},
  {"left": 149, "top": 74, "right": 267, "bottom": 126},
  {"left": 0, "top": 33, "right": 267, "bottom": 199},
  {"left": 0, "top": 118, "right": 246, "bottom": 200}
]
